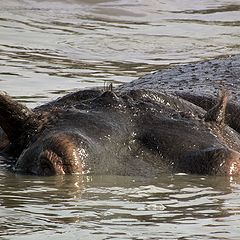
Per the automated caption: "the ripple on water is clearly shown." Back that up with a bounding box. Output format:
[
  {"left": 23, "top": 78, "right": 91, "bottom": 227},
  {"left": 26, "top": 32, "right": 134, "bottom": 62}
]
[{"left": 1, "top": 173, "right": 240, "bottom": 239}]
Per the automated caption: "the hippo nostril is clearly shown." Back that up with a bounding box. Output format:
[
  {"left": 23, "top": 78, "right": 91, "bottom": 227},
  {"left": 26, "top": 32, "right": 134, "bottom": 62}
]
[{"left": 39, "top": 150, "right": 65, "bottom": 176}]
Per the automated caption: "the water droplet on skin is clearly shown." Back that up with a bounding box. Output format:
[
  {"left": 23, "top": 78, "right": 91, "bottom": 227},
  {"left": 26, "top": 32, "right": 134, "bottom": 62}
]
[{"left": 229, "top": 162, "right": 238, "bottom": 175}]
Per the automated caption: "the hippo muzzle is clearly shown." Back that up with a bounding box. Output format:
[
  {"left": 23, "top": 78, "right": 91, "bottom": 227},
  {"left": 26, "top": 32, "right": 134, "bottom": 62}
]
[{"left": 178, "top": 147, "right": 240, "bottom": 176}]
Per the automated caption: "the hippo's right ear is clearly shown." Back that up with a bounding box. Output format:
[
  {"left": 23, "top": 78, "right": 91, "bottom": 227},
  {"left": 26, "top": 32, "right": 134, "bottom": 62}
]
[
  {"left": 204, "top": 89, "right": 228, "bottom": 126},
  {"left": 0, "top": 92, "right": 39, "bottom": 144}
]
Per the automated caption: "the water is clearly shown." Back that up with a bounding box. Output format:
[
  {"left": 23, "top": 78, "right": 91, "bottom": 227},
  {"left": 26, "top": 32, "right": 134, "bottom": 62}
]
[
  {"left": 0, "top": 0, "right": 240, "bottom": 239},
  {"left": 1, "top": 0, "right": 240, "bottom": 106},
  {"left": 1, "top": 173, "right": 240, "bottom": 239}
]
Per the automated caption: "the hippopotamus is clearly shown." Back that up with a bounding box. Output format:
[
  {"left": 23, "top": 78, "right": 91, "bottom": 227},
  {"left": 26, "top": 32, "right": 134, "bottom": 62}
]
[{"left": 1, "top": 54, "right": 240, "bottom": 176}]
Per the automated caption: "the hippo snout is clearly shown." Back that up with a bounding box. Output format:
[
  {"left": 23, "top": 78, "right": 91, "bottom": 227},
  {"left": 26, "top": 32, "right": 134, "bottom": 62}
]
[
  {"left": 224, "top": 150, "right": 240, "bottom": 176},
  {"left": 178, "top": 147, "right": 240, "bottom": 176}
]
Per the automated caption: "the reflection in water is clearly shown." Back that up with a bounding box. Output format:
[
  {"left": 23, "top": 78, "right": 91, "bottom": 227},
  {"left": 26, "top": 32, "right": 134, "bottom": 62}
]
[
  {"left": 0, "top": 0, "right": 240, "bottom": 239},
  {"left": 1, "top": 172, "right": 240, "bottom": 239}
]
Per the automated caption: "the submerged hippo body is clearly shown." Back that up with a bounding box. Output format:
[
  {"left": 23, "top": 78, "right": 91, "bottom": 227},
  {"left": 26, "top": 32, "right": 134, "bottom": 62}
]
[{"left": 1, "top": 54, "right": 240, "bottom": 176}]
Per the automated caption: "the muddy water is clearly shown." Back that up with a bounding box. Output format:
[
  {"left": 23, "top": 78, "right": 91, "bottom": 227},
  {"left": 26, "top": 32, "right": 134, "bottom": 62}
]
[
  {"left": 1, "top": 173, "right": 240, "bottom": 239},
  {"left": 0, "top": 0, "right": 240, "bottom": 239}
]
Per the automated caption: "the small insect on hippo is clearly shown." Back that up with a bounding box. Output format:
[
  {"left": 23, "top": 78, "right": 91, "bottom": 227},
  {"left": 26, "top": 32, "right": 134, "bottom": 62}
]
[{"left": 1, "top": 54, "right": 240, "bottom": 177}]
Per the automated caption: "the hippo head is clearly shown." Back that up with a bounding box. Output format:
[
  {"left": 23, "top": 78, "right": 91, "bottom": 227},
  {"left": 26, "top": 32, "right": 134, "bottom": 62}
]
[{"left": 1, "top": 89, "right": 240, "bottom": 176}]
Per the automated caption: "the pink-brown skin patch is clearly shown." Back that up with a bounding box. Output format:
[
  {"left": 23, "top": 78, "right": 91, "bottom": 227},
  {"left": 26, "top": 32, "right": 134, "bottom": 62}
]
[
  {"left": 15, "top": 133, "right": 89, "bottom": 176},
  {"left": 225, "top": 150, "right": 240, "bottom": 176},
  {"left": 39, "top": 150, "right": 65, "bottom": 175}
]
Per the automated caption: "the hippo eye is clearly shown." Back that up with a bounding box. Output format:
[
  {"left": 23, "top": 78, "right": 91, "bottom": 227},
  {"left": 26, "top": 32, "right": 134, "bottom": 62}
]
[
  {"left": 39, "top": 150, "right": 64, "bottom": 175},
  {"left": 40, "top": 157, "right": 55, "bottom": 176}
]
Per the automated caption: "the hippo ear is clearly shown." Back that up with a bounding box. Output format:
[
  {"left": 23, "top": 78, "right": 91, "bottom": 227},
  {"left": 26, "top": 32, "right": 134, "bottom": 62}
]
[
  {"left": 0, "top": 92, "right": 38, "bottom": 144},
  {"left": 104, "top": 82, "right": 113, "bottom": 92},
  {"left": 204, "top": 89, "right": 228, "bottom": 126}
]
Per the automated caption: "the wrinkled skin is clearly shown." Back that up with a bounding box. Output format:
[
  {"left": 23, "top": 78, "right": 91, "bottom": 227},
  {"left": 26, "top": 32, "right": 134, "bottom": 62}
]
[
  {"left": 1, "top": 54, "right": 240, "bottom": 176},
  {"left": 119, "top": 54, "right": 240, "bottom": 131}
]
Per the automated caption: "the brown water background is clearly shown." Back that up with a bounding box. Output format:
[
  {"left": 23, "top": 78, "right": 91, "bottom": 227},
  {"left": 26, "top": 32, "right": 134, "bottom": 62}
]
[{"left": 0, "top": 0, "right": 240, "bottom": 239}]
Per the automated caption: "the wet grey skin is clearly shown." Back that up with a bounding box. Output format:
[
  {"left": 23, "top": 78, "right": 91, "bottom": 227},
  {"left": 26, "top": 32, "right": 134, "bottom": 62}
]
[{"left": 1, "top": 54, "right": 240, "bottom": 177}]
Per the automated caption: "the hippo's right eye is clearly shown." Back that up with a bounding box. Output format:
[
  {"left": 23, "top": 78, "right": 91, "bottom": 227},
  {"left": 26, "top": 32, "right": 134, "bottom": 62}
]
[
  {"left": 39, "top": 150, "right": 64, "bottom": 176},
  {"left": 40, "top": 156, "right": 55, "bottom": 176}
]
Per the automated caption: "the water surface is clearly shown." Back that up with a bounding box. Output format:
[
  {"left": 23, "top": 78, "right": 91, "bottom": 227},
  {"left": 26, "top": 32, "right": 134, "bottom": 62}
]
[
  {"left": 0, "top": 0, "right": 240, "bottom": 239},
  {"left": 0, "top": 0, "right": 240, "bottom": 106},
  {"left": 1, "top": 172, "right": 240, "bottom": 239}
]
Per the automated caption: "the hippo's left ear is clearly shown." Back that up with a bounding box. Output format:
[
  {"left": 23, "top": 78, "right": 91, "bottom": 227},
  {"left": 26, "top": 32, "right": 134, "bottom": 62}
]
[
  {"left": 204, "top": 89, "right": 228, "bottom": 126},
  {"left": 0, "top": 92, "right": 39, "bottom": 145}
]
